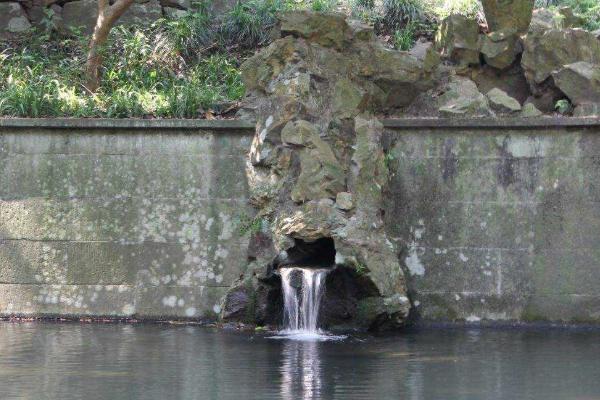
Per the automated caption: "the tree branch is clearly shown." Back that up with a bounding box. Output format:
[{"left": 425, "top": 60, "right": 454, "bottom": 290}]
[{"left": 85, "top": 0, "right": 135, "bottom": 92}]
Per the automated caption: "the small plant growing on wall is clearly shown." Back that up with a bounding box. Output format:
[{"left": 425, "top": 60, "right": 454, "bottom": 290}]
[
  {"left": 354, "top": 261, "right": 368, "bottom": 275},
  {"left": 555, "top": 99, "right": 573, "bottom": 115},
  {"left": 237, "top": 213, "right": 265, "bottom": 236}
]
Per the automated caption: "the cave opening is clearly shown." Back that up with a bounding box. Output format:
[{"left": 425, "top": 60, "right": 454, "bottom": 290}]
[
  {"left": 274, "top": 237, "right": 336, "bottom": 269},
  {"left": 268, "top": 237, "right": 380, "bottom": 332}
]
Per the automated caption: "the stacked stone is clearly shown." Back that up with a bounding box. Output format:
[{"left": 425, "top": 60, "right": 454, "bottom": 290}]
[
  {"left": 429, "top": 0, "right": 600, "bottom": 117},
  {"left": 221, "top": 11, "right": 439, "bottom": 330}
]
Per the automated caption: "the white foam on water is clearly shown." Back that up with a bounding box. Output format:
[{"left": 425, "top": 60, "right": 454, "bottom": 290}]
[
  {"left": 270, "top": 267, "right": 347, "bottom": 341},
  {"left": 269, "top": 330, "right": 347, "bottom": 342}
]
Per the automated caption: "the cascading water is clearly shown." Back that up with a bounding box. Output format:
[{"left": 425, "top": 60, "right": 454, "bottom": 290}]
[{"left": 279, "top": 267, "right": 329, "bottom": 334}]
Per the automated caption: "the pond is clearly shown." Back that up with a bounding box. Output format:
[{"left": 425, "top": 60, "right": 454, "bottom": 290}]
[{"left": 1, "top": 322, "right": 599, "bottom": 400}]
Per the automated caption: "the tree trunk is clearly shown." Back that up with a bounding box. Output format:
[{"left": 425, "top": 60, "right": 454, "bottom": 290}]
[{"left": 85, "top": 0, "right": 135, "bottom": 92}]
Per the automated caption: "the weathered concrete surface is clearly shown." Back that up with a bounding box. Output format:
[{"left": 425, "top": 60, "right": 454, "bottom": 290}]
[
  {"left": 384, "top": 122, "right": 600, "bottom": 325},
  {"left": 0, "top": 124, "right": 252, "bottom": 321},
  {"left": 3, "top": 119, "right": 600, "bottom": 327}
]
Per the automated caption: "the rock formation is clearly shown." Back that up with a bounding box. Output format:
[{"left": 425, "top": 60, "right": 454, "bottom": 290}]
[
  {"left": 552, "top": 62, "right": 600, "bottom": 116},
  {"left": 480, "top": 29, "right": 522, "bottom": 70},
  {"left": 429, "top": 3, "right": 600, "bottom": 117},
  {"left": 437, "top": 76, "right": 494, "bottom": 117},
  {"left": 486, "top": 87, "right": 522, "bottom": 113},
  {"left": 522, "top": 28, "right": 600, "bottom": 90},
  {"left": 481, "top": 0, "right": 534, "bottom": 34},
  {"left": 435, "top": 14, "right": 481, "bottom": 67},
  {"left": 0, "top": 2, "right": 31, "bottom": 37},
  {"left": 220, "top": 11, "right": 437, "bottom": 330}
]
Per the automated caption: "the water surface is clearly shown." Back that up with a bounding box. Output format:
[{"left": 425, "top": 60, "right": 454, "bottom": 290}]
[{"left": 1, "top": 322, "right": 599, "bottom": 400}]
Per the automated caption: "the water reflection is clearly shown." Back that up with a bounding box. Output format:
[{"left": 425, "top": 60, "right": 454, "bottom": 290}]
[
  {"left": 280, "top": 340, "right": 322, "bottom": 400},
  {"left": 1, "top": 323, "right": 600, "bottom": 400}
]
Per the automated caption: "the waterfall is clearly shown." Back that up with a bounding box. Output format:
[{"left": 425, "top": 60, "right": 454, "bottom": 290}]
[{"left": 279, "top": 267, "right": 329, "bottom": 334}]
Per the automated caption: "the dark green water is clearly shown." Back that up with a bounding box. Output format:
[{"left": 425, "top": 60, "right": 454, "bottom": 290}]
[{"left": 1, "top": 322, "right": 599, "bottom": 400}]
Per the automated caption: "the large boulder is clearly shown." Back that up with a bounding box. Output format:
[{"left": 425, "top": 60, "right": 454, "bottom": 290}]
[
  {"left": 409, "top": 39, "right": 442, "bottom": 74},
  {"left": 521, "top": 102, "right": 543, "bottom": 117},
  {"left": 159, "top": 0, "right": 191, "bottom": 9},
  {"left": 409, "top": 38, "right": 432, "bottom": 60},
  {"left": 552, "top": 62, "right": 600, "bottom": 105},
  {"left": 435, "top": 14, "right": 481, "bottom": 67},
  {"left": 0, "top": 2, "right": 31, "bottom": 38},
  {"left": 164, "top": 8, "right": 188, "bottom": 19},
  {"left": 282, "top": 120, "right": 346, "bottom": 202},
  {"left": 528, "top": 8, "right": 557, "bottom": 33},
  {"left": 279, "top": 11, "right": 353, "bottom": 50},
  {"left": 522, "top": 29, "right": 600, "bottom": 91},
  {"left": 61, "top": 0, "right": 97, "bottom": 33},
  {"left": 556, "top": 7, "right": 585, "bottom": 29},
  {"left": 366, "top": 45, "right": 435, "bottom": 109},
  {"left": 529, "top": 7, "right": 584, "bottom": 34},
  {"left": 480, "top": 29, "right": 522, "bottom": 69},
  {"left": 118, "top": 0, "right": 162, "bottom": 26},
  {"left": 438, "top": 76, "right": 494, "bottom": 117},
  {"left": 62, "top": 0, "right": 161, "bottom": 33},
  {"left": 469, "top": 64, "right": 531, "bottom": 104},
  {"left": 482, "top": 0, "right": 534, "bottom": 34},
  {"left": 573, "top": 103, "right": 600, "bottom": 117},
  {"left": 486, "top": 87, "right": 522, "bottom": 113},
  {"left": 22, "top": 0, "right": 47, "bottom": 27}
]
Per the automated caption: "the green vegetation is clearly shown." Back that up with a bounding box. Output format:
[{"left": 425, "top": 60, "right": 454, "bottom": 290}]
[
  {"left": 237, "top": 213, "right": 264, "bottom": 236},
  {"left": 379, "top": 0, "right": 430, "bottom": 32},
  {"left": 356, "top": 0, "right": 481, "bottom": 42},
  {"left": 433, "top": 0, "right": 482, "bottom": 20},
  {"left": 2, "top": 0, "right": 599, "bottom": 118},
  {"left": 536, "top": 0, "right": 600, "bottom": 30},
  {"left": 555, "top": 99, "right": 572, "bottom": 115},
  {"left": 393, "top": 21, "right": 418, "bottom": 50},
  {"left": 383, "top": 151, "right": 397, "bottom": 170},
  {"left": 0, "top": 0, "right": 295, "bottom": 118},
  {"left": 310, "top": 0, "right": 338, "bottom": 12},
  {"left": 0, "top": 12, "right": 246, "bottom": 118},
  {"left": 354, "top": 261, "right": 368, "bottom": 275}
]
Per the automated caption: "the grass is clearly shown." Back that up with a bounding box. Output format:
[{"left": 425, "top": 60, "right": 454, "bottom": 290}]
[
  {"left": 393, "top": 21, "right": 418, "bottom": 50},
  {"left": 0, "top": 13, "right": 246, "bottom": 118},
  {"left": 0, "top": 0, "right": 299, "bottom": 119}
]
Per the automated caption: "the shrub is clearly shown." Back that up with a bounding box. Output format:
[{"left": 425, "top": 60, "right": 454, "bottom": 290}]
[
  {"left": 155, "top": 10, "right": 214, "bottom": 62},
  {"left": 311, "top": 0, "right": 338, "bottom": 12},
  {"left": 393, "top": 21, "right": 418, "bottom": 50},
  {"left": 379, "top": 0, "right": 429, "bottom": 32},
  {"left": 219, "top": 0, "right": 288, "bottom": 49},
  {"left": 349, "top": 0, "right": 380, "bottom": 25}
]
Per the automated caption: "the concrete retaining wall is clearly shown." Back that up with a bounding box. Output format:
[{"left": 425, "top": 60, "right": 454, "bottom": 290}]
[
  {"left": 0, "top": 120, "right": 252, "bottom": 321},
  {"left": 385, "top": 118, "right": 600, "bottom": 325},
  {"left": 2, "top": 118, "right": 600, "bottom": 325}
]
